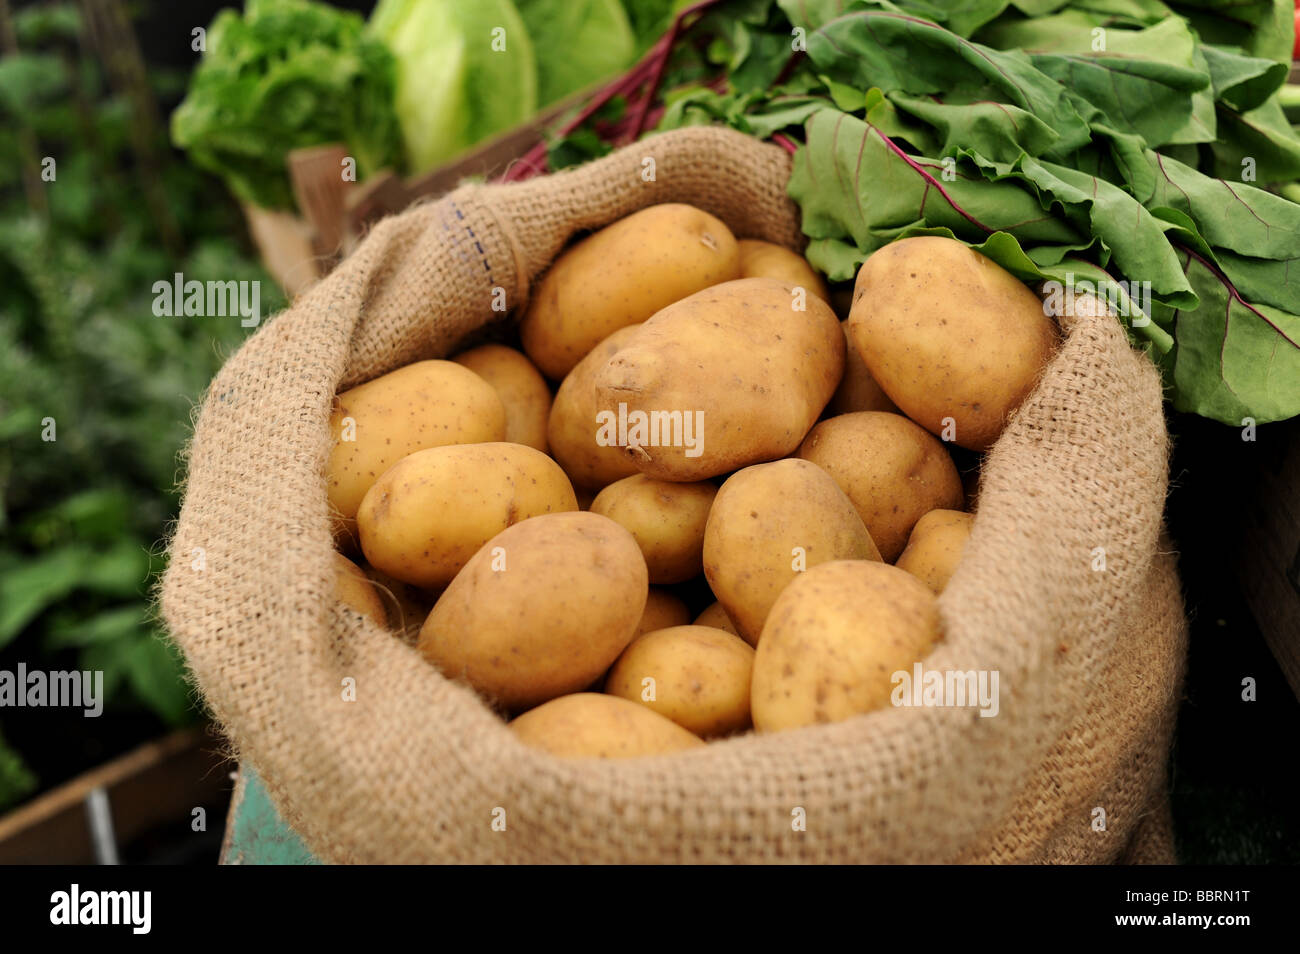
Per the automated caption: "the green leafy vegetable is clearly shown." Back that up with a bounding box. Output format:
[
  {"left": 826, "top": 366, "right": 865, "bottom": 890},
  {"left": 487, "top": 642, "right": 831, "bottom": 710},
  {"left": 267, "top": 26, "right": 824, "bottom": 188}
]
[
  {"left": 171, "top": 0, "right": 403, "bottom": 209},
  {"left": 517, "top": 0, "right": 636, "bottom": 107},
  {"left": 370, "top": 0, "right": 538, "bottom": 175}
]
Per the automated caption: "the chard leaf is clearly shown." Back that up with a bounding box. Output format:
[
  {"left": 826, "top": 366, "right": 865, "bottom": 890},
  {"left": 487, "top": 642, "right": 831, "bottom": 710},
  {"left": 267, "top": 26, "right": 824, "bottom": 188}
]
[
  {"left": 1167, "top": 248, "right": 1300, "bottom": 423},
  {"left": 805, "top": 10, "right": 1094, "bottom": 155},
  {"left": 889, "top": 91, "right": 1060, "bottom": 161},
  {"left": 1210, "top": 98, "right": 1300, "bottom": 183},
  {"left": 789, "top": 109, "right": 1082, "bottom": 269}
]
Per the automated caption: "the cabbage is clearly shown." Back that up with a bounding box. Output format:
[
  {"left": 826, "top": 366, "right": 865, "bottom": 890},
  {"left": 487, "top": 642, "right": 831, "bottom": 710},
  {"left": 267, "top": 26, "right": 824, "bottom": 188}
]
[
  {"left": 515, "top": 0, "right": 636, "bottom": 106},
  {"left": 370, "top": 0, "right": 538, "bottom": 174}
]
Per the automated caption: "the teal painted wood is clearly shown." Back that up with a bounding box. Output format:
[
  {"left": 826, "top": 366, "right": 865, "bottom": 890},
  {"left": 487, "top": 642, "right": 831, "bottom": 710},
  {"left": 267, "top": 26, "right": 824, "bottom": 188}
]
[{"left": 221, "top": 765, "right": 320, "bottom": 865}]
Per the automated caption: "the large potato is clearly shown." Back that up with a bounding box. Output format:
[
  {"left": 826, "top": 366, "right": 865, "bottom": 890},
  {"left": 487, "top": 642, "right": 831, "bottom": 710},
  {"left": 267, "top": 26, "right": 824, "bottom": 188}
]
[
  {"left": 358, "top": 443, "right": 577, "bottom": 589},
  {"left": 636, "top": 587, "right": 691, "bottom": 637},
  {"left": 827, "top": 321, "right": 898, "bottom": 416},
  {"left": 605, "top": 625, "right": 755, "bottom": 738},
  {"left": 703, "top": 458, "right": 881, "bottom": 646},
  {"left": 751, "top": 561, "right": 942, "bottom": 732},
  {"left": 510, "top": 693, "right": 704, "bottom": 758},
  {"left": 848, "top": 236, "right": 1057, "bottom": 450},
  {"left": 327, "top": 361, "right": 506, "bottom": 536},
  {"left": 334, "top": 553, "right": 387, "bottom": 628},
  {"left": 520, "top": 204, "right": 740, "bottom": 379},
  {"left": 590, "top": 475, "right": 716, "bottom": 584},
  {"left": 797, "top": 411, "right": 962, "bottom": 562},
  {"left": 451, "top": 344, "right": 552, "bottom": 452},
  {"left": 895, "top": 509, "right": 975, "bottom": 595},
  {"left": 736, "top": 239, "right": 829, "bottom": 303},
  {"left": 419, "top": 512, "right": 647, "bottom": 709},
  {"left": 547, "top": 325, "right": 642, "bottom": 491},
  {"left": 594, "top": 278, "right": 843, "bottom": 481}
]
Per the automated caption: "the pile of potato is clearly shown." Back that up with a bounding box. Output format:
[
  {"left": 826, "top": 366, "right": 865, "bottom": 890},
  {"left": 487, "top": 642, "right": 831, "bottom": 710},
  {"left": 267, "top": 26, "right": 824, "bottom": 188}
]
[{"left": 327, "top": 204, "right": 1057, "bottom": 757}]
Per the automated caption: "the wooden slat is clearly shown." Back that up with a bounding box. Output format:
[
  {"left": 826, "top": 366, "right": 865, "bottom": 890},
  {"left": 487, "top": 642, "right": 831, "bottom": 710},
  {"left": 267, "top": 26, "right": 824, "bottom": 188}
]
[{"left": 0, "top": 728, "right": 229, "bottom": 864}]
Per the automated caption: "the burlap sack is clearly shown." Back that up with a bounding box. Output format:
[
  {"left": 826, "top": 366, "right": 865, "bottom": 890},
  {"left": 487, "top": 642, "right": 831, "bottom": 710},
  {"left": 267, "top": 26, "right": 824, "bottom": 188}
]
[{"left": 161, "top": 126, "right": 1187, "bottom": 864}]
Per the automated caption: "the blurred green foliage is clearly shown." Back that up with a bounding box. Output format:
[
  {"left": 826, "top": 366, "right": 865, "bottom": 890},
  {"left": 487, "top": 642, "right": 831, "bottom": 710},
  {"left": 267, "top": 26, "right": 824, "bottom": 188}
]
[{"left": 0, "top": 2, "right": 284, "bottom": 809}]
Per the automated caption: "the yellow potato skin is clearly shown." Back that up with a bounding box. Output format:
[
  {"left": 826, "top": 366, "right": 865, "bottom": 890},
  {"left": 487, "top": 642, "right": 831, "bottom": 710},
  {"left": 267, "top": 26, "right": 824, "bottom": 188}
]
[
  {"left": 547, "top": 325, "right": 642, "bottom": 491},
  {"left": 451, "top": 344, "right": 552, "bottom": 452},
  {"left": 693, "top": 601, "right": 739, "bottom": 636},
  {"left": 520, "top": 204, "right": 740, "bottom": 379},
  {"left": 605, "top": 625, "right": 755, "bottom": 738},
  {"left": 848, "top": 236, "right": 1057, "bottom": 450},
  {"left": 736, "top": 239, "right": 829, "bottom": 303},
  {"left": 510, "top": 693, "right": 704, "bottom": 758},
  {"left": 590, "top": 475, "right": 717, "bottom": 584},
  {"left": 334, "top": 553, "right": 387, "bottom": 628},
  {"left": 703, "top": 458, "right": 881, "bottom": 647},
  {"left": 797, "top": 412, "right": 962, "bottom": 562},
  {"left": 827, "top": 321, "right": 898, "bottom": 416},
  {"left": 895, "top": 509, "right": 975, "bottom": 595},
  {"left": 358, "top": 443, "right": 578, "bottom": 589},
  {"left": 594, "top": 278, "right": 844, "bottom": 481},
  {"left": 751, "top": 561, "right": 942, "bottom": 732},
  {"left": 327, "top": 360, "right": 506, "bottom": 532},
  {"left": 419, "top": 512, "right": 648, "bottom": 710},
  {"left": 635, "top": 587, "right": 692, "bottom": 637}
]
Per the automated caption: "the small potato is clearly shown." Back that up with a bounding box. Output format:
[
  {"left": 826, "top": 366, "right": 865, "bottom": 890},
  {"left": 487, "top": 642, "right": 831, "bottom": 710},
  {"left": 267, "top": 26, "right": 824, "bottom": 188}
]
[
  {"left": 590, "top": 475, "right": 717, "bottom": 584},
  {"left": 895, "top": 509, "right": 975, "bottom": 595},
  {"left": 636, "top": 587, "right": 692, "bottom": 637},
  {"left": 358, "top": 443, "right": 577, "bottom": 589},
  {"left": 520, "top": 204, "right": 740, "bottom": 379},
  {"left": 694, "top": 602, "right": 739, "bottom": 636},
  {"left": 751, "top": 561, "right": 942, "bottom": 732},
  {"left": 798, "top": 412, "right": 962, "bottom": 562},
  {"left": 605, "top": 625, "right": 754, "bottom": 737},
  {"left": 848, "top": 236, "right": 1057, "bottom": 450},
  {"left": 827, "top": 321, "right": 898, "bottom": 416},
  {"left": 594, "top": 278, "right": 844, "bottom": 481},
  {"left": 451, "top": 344, "right": 552, "bottom": 452},
  {"left": 327, "top": 361, "right": 506, "bottom": 532},
  {"left": 510, "top": 693, "right": 704, "bottom": 758},
  {"left": 334, "top": 553, "right": 387, "bottom": 628},
  {"left": 736, "top": 239, "right": 829, "bottom": 303},
  {"left": 548, "top": 325, "right": 643, "bottom": 491},
  {"left": 703, "top": 458, "right": 881, "bottom": 646},
  {"left": 419, "top": 512, "right": 647, "bottom": 710}
]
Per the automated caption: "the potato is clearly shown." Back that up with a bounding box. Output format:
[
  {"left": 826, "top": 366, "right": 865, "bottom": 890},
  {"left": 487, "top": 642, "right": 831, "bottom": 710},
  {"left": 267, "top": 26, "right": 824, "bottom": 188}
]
[
  {"left": 590, "top": 475, "right": 716, "bottom": 584},
  {"left": 751, "top": 561, "right": 942, "bottom": 732},
  {"left": 848, "top": 236, "right": 1057, "bottom": 450},
  {"left": 703, "top": 458, "right": 881, "bottom": 646},
  {"left": 327, "top": 360, "right": 506, "bottom": 537},
  {"left": 636, "top": 587, "right": 692, "bottom": 637},
  {"left": 693, "top": 601, "right": 739, "bottom": 636},
  {"left": 605, "top": 625, "right": 754, "bottom": 737},
  {"left": 520, "top": 204, "right": 740, "bottom": 379},
  {"left": 594, "top": 278, "right": 843, "bottom": 481},
  {"left": 736, "top": 239, "right": 829, "bottom": 303},
  {"left": 827, "top": 321, "right": 898, "bottom": 416},
  {"left": 797, "top": 412, "right": 962, "bottom": 562},
  {"left": 510, "top": 693, "right": 704, "bottom": 758},
  {"left": 895, "top": 509, "right": 975, "bottom": 595},
  {"left": 451, "top": 344, "right": 552, "bottom": 452},
  {"left": 419, "top": 512, "right": 647, "bottom": 709},
  {"left": 334, "top": 553, "right": 387, "bottom": 628},
  {"left": 547, "top": 325, "right": 642, "bottom": 491},
  {"left": 358, "top": 443, "right": 577, "bottom": 589}
]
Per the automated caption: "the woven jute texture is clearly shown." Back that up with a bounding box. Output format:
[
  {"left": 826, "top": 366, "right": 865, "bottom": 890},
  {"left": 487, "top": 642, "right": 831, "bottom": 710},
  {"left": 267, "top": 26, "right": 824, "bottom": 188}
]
[{"left": 161, "top": 126, "right": 1186, "bottom": 864}]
